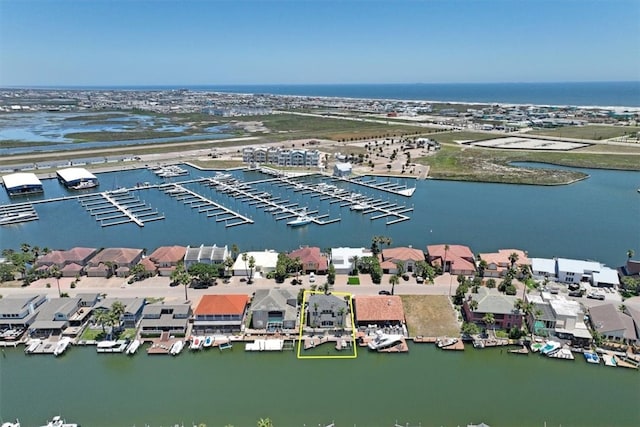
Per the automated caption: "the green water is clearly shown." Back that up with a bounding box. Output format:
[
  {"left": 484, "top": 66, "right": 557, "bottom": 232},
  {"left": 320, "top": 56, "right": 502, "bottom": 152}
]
[{"left": 1, "top": 344, "right": 638, "bottom": 427}]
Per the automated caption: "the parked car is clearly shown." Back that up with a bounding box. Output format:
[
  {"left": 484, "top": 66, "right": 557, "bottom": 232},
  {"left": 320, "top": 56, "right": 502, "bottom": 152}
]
[
  {"left": 309, "top": 272, "right": 315, "bottom": 283},
  {"left": 587, "top": 292, "right": 605, "bottom": 300},
  {"left": 378, "top": 290, "right": 391, "bottom": 295}
]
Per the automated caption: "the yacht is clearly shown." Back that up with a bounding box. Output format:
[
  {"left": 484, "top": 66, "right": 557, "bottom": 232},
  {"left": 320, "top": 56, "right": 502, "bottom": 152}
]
[
  {"left": 540, "top": 340, "right": 561, "bottom": 356},
  {"left": 287, "top": 209, "right": 313, "bottom": 227},
  {"left": 367, "top": 330, "right": 404, "bottom": 350},
  {"left": 53, "top": 337, "right": 72, "bottom": 357},
  {"left": 71, "top": 180, "right": 98, "bottom": 190},
  {"left": 0, "top": 212, "right": 38, "bottom": 225},
  {"left": 39, "top": 416, "right": 78, "bottom": 427},
  {"left": 170, "top": 340, "right": 184, "bottom": 356}
]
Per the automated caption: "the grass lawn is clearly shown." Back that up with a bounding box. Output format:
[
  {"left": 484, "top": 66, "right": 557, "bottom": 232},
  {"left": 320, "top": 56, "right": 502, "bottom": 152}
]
[
  {"left": 347, "top": 277, "right": 360, "bottom": 285},
  {"left": 527, "top": 125, "right": 640, "bottom": 140},
  {"left": 400, "top": 295, "right": 459, "bottom": 337},
  {"left": 119, "top": 328, "right": 138, "bottom": 340},
  {"left": 80, "top": 327, "right": 105, "bottom": 341},
  {"left": 188, "top": 159, "right": 247, "bottom": 169}
]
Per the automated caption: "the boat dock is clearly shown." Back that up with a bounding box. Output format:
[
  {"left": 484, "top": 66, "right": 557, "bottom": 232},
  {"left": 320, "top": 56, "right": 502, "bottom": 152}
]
[
  {"left": 79, "top": 190, "right": 164, "bottom": 227},
  {"left": 162, "top": 183, "right": 254, "bottom": 227},
  {"left": 335, "top": 175, "right": 417, "bottom": 197},
  {"left": 245, "top": 339, "right": 285, "bottom": 351},
  {"left": 0, "top": 202, "right": 39, "bottom": 225},
  {"left": 96, "top": 340, "right": 129, "bottom": 353}
]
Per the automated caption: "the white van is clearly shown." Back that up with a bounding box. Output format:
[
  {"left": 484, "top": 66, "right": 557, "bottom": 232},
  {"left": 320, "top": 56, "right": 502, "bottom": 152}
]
[{"left": 309, "top": 272, "right": 315, "bottom": 283}]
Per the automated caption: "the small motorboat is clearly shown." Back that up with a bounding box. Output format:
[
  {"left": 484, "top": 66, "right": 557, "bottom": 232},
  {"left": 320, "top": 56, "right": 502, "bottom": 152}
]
[
  {"left": 126, "top": 339, "right": 141, "bottom": 355},
  {"left": 584, "top": 351, "right": 601, "bottom": 364},
  {"left": 53, "top": 337, "right": 72, "bottom": 357},
  {"left": 189, "top": 336, "right": 204, "bottom": 350},
  {"left": 170, "top": 340, "right": 184, "bottom": 356},
  {"left": 39, "top": 415, "right": 78, "bottom": 427},
  {"left": 436, "top": 337, "right": 458, "bottom": 348},
  {"left": 203, "top": 336, "right": 214, "bottom": 348}
]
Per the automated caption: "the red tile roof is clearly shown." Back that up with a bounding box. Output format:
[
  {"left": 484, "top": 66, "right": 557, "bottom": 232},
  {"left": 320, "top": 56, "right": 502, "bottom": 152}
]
[
  {"left": 194, "top": 294, "right": 249, "bottom": 316},
  {"left": 354, "top": 296, "right": 405, "bottom": 322},
  {"left": 427, "top": 244, "right": 475, "bottom": 272},
  {"left": 381, "top": 247, "right": 425, "bottom": 262},
  {"left": 148, "top": 246, "right": 186, "bottom": 264},
  {"left": 479, "top": 249, "right": 530, "bottom": 268},
  {"left": 89, "top": 248, "right": 143, "bottom": 265},
  {"left": 288, "top": 246, "right": 328, "bottom": 270}
]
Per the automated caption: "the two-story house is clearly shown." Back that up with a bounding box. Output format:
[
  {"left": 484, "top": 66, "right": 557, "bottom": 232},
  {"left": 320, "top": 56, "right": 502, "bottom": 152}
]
[
  {"left": 379, "top": 246, "right": 425, "bottom": 274},
  {"left": 193, "top": 294, "right": 249, "bottom": 334},
  {"left": 307, "top": 294, "right": 348, "bottom": 329},
  {"left": 139, "top": 303, "right": 192, "bottom": 337},
  {"left": 250, "top": 289, "right": 298, "bottom": 331},
  {"left": 288, "top": 247, "right": 328, "bottom": 274}
]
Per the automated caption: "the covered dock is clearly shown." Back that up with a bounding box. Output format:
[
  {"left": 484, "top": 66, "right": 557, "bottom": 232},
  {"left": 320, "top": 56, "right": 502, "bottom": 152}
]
[
  {"left": 2, "top": 172, "right": 43, "bottom": 196},
  {"left": 56, "top": 167, "right": 98, "bottom": 189}
]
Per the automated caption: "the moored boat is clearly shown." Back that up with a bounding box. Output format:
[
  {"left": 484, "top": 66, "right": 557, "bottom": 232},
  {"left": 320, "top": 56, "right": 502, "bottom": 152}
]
[
  {"left": 53, "top": 337, "right": 72, "bottom": 357},
  {"left": 71, "top": 180, "right": 98, "bottom": 190},
  {"left": 584, "top": 351, "right": 601, "bottom": 364},
  {"left": 170, "top": 340, "right": 184, "bottom": 356},
  {"left": 39, "top": 415, "right": 78, "bottom": 427},
  {"left": 287, "top": 213, "right": 313, "bottom": 227},
  {"left": 436, "top": 337, "right": 458, "bottom": 348},
  {"left": 540, "top": 340, "right": 561, "bottom": 356},
  {"left": 367, "top": 330, "right": 404, "bottom": 350},
  {"left": 203, "top": 336, "right": 213, "bottom": 348},
  {"left": 189, "top": 336, "right": 204, "bottom": 350},
  {"left": 126, "top": 339, "right": 141, "bottom": 355}
]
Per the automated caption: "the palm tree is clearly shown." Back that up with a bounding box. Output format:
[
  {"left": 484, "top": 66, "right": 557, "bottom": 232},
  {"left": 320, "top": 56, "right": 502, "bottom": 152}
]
[
  {"left": 482, "top": 313, "right": 495, "bottom": 333},
  {"left": 350, "top": 255, "right": 359, "bottom": 275},
  {"left": 231, "top": 244, "right": 239, "bottom": 259},
  {"left": 395, "top": 261, "right": 405, "bottom": 278},
  {"left": 627, "top": 249, "right": 635, "bottom": 260},
  {"left": 242, "top": 253, "right": 249, "bottom": 281},
  {"left": 248, "top": 256, "right": 256, "bottom": 284},
  {"left": 478, "top": 259, "right": 488, "bottom": 278},
  {"left": 171, "top": 263, "right": 192, "bottom": 302},
  {"left": 50, "top": 265, "right": 62, "bottom": 297},
  {"left": 443, "top": 244, "right": 450, "bottom": 273},
  {"left": 389, "top": 274, "right": 400, "bottom": 295},
  {"left": 256, "top": 418, "right": 273, "bottom": 427},
  {"left": 110, "top": 301, "right": 126, "bottom": 331},
  {"left": 93, "top": 309, "right": 110, "bottom": 335},
  {"left": 20, "top": 242, "right": 31, "bottom": 253},
  {"left": 469, "top": 299, "right": 479, "bottom": 311},
  {"left": 223, "top": 256, "right": 235, "bottom": 277},
  {"left": 509, "top": 252, "right": 519, "bottom": 269}
]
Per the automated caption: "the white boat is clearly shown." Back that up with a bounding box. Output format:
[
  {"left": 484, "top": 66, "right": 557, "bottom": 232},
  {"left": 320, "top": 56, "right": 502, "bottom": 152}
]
[
  {"left": 126, "top": 339, "right": 141, "bottom": 355},
  {"left": 367, "top": 330, "right": 404, "bottom": 350},
  {"left": 39, "top": 415, "right": 78, "bottom": 427},
  {"left": 584, "top": 351, "right": 601, "bottom": 364},
  {"left": 203, "top": 336, "right": 214, "bottom": 348},
  {"left": 550, "top": 348, "right": 575, "bottom": 360},
  {"left": 53, "top": 337, "right": 72, "bottom": 357},
  {"left": 436, "top": 337, "right": 458, "bottom": 348},
  {"left": 287, "top": 210, "right": 313, "bottom": 227},
  {"left": 540, "top": 340, "right": 561, "bottom": 356},
  {"left": 350, "top": 203, "right": 368, "bottom": 211},
  {"left": 170, "top": 340, "right": 184, "bottom": 356},
  {"left": 0, "top": 212, "right": 38, "bottom": 225},
  {"left": 1, "top": 420, "right": 20, "bottom": 427},
  {"left": 214, "top": 172, "right": 233, "bottom": 180},
  {"left": 189, "top": 336, "right": 204, "bottom": 350},
  {"left": 71, "top": 180, "right": 98, "bottom": 190}
]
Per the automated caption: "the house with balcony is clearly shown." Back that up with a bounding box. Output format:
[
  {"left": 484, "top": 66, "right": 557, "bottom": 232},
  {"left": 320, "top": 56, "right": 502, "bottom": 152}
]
[
  {"left": 184, "top": 244, "right": 228, "bottom": 269},
  {"left": 307, "top": 294, "right": 348, "bottom": 329},
  {"left": 462, "top": 287, "right": 523, "bottom": 330},
  {"left": 250, "top": 289, "right": 298, "bottom": 331},
  {"left": 93, "top": 298, "right": 146, "bottom": 329},
  {"left": 288, "top": 246, "right": 328, "bottom": 274},
  {"left": 588, "top": 303, "right": 638, "bottom": 344},
  {"left": 35, "top": 247, "right": 98, "bottom": 277},
  {"left": 379, "top": 246, "right": 425, "bottom": 275},
  {"left": 232, "top": 250, "right": 279, "bottom": 278},
  {"left": 427, "top": 244, "right": 476, "bottom": 276},
  {"left": 139, "top": 303, "right": 192, "bottom": 337},
  {"left": 146, "top": 245, "right": 186, "bottom": 276},
  {"left": 478, "top": 249, "right": 530, "bottom": 278},
  {"left": 526, "top": 291, "right": 592, "bottom": 346},
  {"left": 330, "top": 247, "right": 373, "bottom": 275},
  {"left": 0, "top": 294, "right": 47, "bottom": 332},
  {"left": 193, "top": 294, "right": 249, "bottom": 334},
  {"left": 28, "top": 297, "right": 83, "bottom": 338}
]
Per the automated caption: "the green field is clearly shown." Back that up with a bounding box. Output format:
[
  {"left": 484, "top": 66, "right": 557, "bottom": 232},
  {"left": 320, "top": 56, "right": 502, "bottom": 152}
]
[
  {"left": 66, "top": 130, "right": 192, "bottom": 142},
  {"left": 527, "top": 125, "right": 640, "bottom": 140}
]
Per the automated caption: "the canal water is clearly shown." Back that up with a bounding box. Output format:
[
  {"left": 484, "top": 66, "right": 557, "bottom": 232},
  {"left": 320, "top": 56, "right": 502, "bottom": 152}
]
[
  {"left": 0, "top": 344, "right": 638, "bottom": 427},
  {"left": 1, "top": 164, "right": 638, "bottom": 267}
]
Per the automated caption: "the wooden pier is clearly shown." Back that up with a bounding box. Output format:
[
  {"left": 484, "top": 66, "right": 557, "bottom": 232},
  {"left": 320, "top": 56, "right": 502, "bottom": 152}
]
[{"left": 79, "top": 190, "right": 164, "bottom": 227}]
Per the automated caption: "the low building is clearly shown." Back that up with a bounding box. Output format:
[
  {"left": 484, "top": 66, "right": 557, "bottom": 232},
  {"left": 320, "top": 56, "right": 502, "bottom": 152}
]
[
  {"left": 0, "top": 294, "right": 47, "bottom": 331},
  {"left": 330, "top": 247, "right": 373, "bottom": 275},
  {"left": 531, "top": 258, "right": 557, "bottom": 279},
  {"left": 353, "top": 295, "right": 405, "bottom": 328},
  {"left": 462, "top": 287, "right": 523, "bottom": 330},
  {"left": 232, "top": 250, "right": 279, "bottom": 277},
  {"left": 146, "top": 245, "right": 186, "bottom": 276},
  {"left": 307, "top": 294, "right": 348, "bottom": 329},
  {"left": 250, "top": 289, "right": 298, "bottom": 331},
  {"left": 139, "top": 303, "right": 191, "bottom": 337},
  {"left": 531, "top": 257, "right": 620, "bottom": 287},
  {"left": 193, "top": 294, "right": 249, "bottom": 334},
  {"left": 427, "top": 244, "right": 476, "bottom": 276},
  {"left": 591, "top": 267, "right": 620, "bottom": 288},
  {"left": 589, "top": 303, "right": 638, "bottom": 344},
  {"left": 333, "top": 162, "right": 352, "bottom": 177},
  {"left": 379, "top": 246, "right": 425, "bottom": 274},
  {"left": 183, "top": 244, "right": 228, "bottom": 269},
  {"left": 288, "top": 246, "right": 328, "bottom": 274},
  {"left": 2, "top": 172, "right": 43, "bottom": 196},
  {"left": 56, "top": 167, "right": 98, "bottom": 188},
  {"left": 86, "top": 248, "right": 144, "bottom": 277},
  {"left": 478, "top": 249, "right": 530, "bottom": 278}
]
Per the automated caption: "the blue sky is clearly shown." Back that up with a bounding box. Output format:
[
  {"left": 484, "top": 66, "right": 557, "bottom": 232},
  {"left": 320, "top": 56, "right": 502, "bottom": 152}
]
[{"left": 0, "top": 0, "right": 639, "bottom": 86}]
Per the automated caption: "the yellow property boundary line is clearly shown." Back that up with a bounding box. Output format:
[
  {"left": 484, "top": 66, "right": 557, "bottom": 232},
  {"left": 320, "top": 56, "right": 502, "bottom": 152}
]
[{"left": 296, "top": 290, "right": 358, "bottom": 359}]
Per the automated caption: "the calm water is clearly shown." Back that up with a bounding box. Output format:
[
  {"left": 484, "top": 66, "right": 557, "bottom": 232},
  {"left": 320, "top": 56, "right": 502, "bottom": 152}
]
[
  {"left": 1, "top": 165, "right": 638, "bottom": 267},
  {"left": 0, "top": 345, "right": 637, "bottom": 427},
  {"left": 52, "top": 82, "right": 640, "bottom": 107}
]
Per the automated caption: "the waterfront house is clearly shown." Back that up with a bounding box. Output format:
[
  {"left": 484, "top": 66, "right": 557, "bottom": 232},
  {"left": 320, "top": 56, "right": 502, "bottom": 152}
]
[
  {"left": 462, "top": 287, "right": 523, "bottom": 330},
  {"left": 232, "top": 250, "right": 279, "bottom": 278},
  {"left": 618, "top": 259, "right": 640, "bottom": 279},
  {"left": 0, "top": 294, "right": 47, "bottom": 331},
  {"left": 193, "top": 294, "right": 249, "bottom": 334},
  {"left": 478, "top": 249, "right": 530, "bottom": 278},
  {"left": 378, "top": 246, "right": 425, "bottom": 274},
  {"left": 86, "top": 248, "right": 144, "bottom": 278},
  {"left": 427, "top": 244, "right": 476, "bottom": 276},
  {"left": 28, "top": 297, "right": 82, "bottom": 338},
  {"left": 35, "top": 247, "right": 98, "bottom": 277},
  {"left": 147, "top": 245, "right": 186, "bottom": 276},
  {"left": 330, "top": 247, "right": 373, "bottom": 275},
  {"left": 353, "top": 295, "right": 405, "bottom": 328},
  {"left": 526, "top": 291, "right": 592, "bottom": 345},
  {"left": 306, "top": 294, "right": 348, "bottom": 329},
  {"left": 139, "top": 303, "right": 191, "bottom": 337},
  {"left": 93, "top": 298, "right": 146, "bottom": 329},
  {"left": 76, "top": 293, "right": 100, "bottom": 307},
  {"left": 588, "top": 303, "right": 638, "bottom": 344},
  {"left": 249, "top": 289, "right": 298, "bottom": 331},
  {"left": 531, "top": 258, "right": 557, "bottom": 280},
  {"left": 333, "top": 162, "right": 352, "bottom": 177},
  {"left": 288, "top": 246, "right": 328, "bottom": 274},
  {"left": 591, "top": 267, "right": 620, "bottom": 288},
  {"left": 183, "top": 244, "right": 227, "bottom": 269}
]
